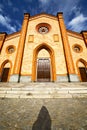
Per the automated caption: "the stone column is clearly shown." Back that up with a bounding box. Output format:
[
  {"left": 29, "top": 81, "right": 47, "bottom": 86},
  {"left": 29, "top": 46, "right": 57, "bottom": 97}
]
[
  {"left": 57, "top": 12, "right": 79, "bottom": 82},
  {"left": 9, "top": 13, "right": 30, "bottom": 82},
  {"left": 0, "top": 32, "right": 7, "bottom": 52}
]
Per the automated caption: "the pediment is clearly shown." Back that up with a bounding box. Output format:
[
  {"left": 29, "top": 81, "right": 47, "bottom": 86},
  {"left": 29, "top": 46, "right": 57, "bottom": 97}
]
[{"left": 29, "top": 13, "right": 57, "bottom": 21}]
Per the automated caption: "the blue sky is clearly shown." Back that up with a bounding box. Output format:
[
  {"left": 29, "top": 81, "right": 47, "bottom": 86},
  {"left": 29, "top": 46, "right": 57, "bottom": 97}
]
[{"left": 0, "top": 0, "right": 87, "bottom": 34}]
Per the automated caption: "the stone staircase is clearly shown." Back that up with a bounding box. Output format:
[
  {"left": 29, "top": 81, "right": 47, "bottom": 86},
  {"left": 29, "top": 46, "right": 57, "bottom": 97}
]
[{"left": 0, "top": 82, "right": 87, "bottom": 98}]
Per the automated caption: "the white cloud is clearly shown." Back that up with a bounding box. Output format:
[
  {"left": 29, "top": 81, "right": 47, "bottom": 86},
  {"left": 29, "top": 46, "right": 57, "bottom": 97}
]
[
  {"left": 69, "top": 14, "right": 87, "bottom": 25},
  {"left": 71, "top": 6, "right": 81, "bottom": 16},
  {"left": 68, "top": 14, "right": 87, "bottom": 32},
  {"left": 0, "top": 14, "right": 16, "bottom": 33}
]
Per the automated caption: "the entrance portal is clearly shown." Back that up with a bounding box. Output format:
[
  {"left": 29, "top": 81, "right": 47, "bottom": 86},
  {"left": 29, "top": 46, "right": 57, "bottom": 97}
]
[
  {"left": 32, "top": 43, "right": 56, "bottom": 82},
  {"left": 37, "top": 58, "right": 51, "bottom": 82}
]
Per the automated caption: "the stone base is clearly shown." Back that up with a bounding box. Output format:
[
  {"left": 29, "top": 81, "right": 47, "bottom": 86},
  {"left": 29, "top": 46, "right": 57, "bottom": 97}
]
[
  {"left": 56, "top": 75, "right": 68, "bottom": 82},
  {"left": 9, "top": 74, "right": 19, "bottom": 82},
  {"left": 69, "top": 74, "right": 80, "bottom": 82},
  {"left": 20, "top": 75, "right": 31, "bottom": 82}
]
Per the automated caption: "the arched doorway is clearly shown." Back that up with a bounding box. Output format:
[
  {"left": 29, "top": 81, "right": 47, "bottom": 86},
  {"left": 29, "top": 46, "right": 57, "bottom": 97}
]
[
  {"left": 0, "top": 61, "right": 11, "bottom": 82},
  {"left": 32, "top": 43, "right": 56, "bottom": 82},
  {"left": 77, "top": 59, "right": 87, "bottom": 82},
  {"left": 37, "top": 49, "right": 51, "bottom": 82}
]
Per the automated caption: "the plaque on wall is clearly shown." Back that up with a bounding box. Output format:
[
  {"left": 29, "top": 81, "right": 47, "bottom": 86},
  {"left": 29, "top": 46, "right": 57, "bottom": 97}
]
[
  {"left": 53, "top": 34, "right": 59, "bottom": 42},
  {"left": 28, "top": 35, "right": 34, "bottom": 42}
]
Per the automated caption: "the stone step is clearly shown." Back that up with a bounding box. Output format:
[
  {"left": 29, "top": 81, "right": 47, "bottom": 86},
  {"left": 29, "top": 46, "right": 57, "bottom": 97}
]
[
  {"left": 0, "top": 82, "right": 87, "bottom": 98},
  {"left": 0, "top": 82, "right": 87, "bottom": 87}
]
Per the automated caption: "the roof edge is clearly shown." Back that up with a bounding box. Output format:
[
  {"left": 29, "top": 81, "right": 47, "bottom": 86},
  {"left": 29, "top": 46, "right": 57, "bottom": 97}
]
[
  {"left": 5, "top": 31, "right": 21, "bottom": 41},
  {"left": 67, "top": 29, "right": 83, "bottom": 39},
  {"left": 29, "top": 13, "right": 58, "bottom": 21}
]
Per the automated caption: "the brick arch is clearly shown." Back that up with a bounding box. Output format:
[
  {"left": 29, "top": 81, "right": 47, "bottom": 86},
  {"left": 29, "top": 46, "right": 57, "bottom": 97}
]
[
  {"left": 76, "top": 58, "right": 87, "bottom": 68},
  {"left": 32, "top": 43, "right": 56, "bottom": 81},
  {"left": 0, "top": 60, "right": 12, "bottom": 82},
  {"left": 76, "top": 58, "right": 87, "bottom": 82}
]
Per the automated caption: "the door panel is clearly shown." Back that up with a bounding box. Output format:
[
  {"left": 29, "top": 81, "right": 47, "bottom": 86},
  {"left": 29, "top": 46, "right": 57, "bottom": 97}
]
[
  {"left": 37, "top": 58, "right": 51, "bottom": 82},
  {"left": 1, "top": 68, "right": 10, "bottom": 82},
  {"left": 79, "top": 67, "right": 87, "bottom": 82}
]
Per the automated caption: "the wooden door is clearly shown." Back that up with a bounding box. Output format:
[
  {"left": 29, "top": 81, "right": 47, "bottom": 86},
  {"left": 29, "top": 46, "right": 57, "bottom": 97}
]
[
  {"left": 1, "top": 68, "right": 10, "bottom": 82},
  {"left": 37, "top": 58, "right": 51, "bottom": 82},
  {"left": 79, "top": 67, "right": 87, "bottom": 82}
]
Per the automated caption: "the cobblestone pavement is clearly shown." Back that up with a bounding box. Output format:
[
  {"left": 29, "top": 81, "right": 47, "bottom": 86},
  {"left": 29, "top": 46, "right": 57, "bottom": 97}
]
[{"left": 0, "top": 98, "right": 87, "bottom": 130}]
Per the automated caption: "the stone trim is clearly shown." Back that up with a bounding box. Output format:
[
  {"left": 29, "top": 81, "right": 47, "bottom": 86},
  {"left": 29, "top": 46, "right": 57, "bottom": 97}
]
[
  {"left": 9, "top": 74, "right": 19, "bottom": 82},
  {"left": 56, "top": 75, "right": 68, "bottom": 82},
  {"left": 20, "top": 75, "right": 31, "bottom": 82},
  {"left": 69, "top": 74, "right": 80, "bottom": 82}
]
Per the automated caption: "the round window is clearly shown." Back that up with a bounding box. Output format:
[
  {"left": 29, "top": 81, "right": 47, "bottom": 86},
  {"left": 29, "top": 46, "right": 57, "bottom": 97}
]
[
  {"left": 38, "top": 26, "right": 49, "bottom": 34},
  {"left": 73, "top": 44, "right": 83, "bottom": 53},
  {"left": 6, "top": 46, "right": 15, "bottom": 54},
  {"left": 36, "top": 23, "right": 51, "bottom": 34}
]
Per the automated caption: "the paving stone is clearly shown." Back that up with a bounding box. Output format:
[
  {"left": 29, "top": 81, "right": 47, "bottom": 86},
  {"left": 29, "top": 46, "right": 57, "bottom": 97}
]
[{"left": 0, "top": 98, "right": 87, "bottom": 129}]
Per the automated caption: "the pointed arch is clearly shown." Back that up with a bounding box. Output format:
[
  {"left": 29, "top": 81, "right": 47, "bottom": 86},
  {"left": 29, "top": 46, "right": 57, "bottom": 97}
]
[
  {"left": 76, "top": 58, "right": 87, "bottom": 82},
  {"left": 32, "top": 43, "right": 56, "bottom": 81},
  {"left": 0, "top": 60, "right": 12, "bottom": 82}
]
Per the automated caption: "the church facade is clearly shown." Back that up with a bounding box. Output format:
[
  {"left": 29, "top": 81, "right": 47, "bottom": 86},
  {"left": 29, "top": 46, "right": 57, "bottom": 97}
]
[{"left": 0, "top": 12, "right": 87, "bottom": 82}]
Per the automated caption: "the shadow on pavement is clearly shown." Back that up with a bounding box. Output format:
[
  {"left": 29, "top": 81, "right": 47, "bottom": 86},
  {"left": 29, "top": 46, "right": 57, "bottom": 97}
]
[{"left": 32, "top": 106, "right": 51, "bottom": 130}]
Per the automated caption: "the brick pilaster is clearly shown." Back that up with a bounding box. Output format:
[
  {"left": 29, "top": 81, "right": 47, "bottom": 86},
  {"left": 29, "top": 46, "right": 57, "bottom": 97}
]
[
  {"left": 14, "top": 13, "right": 30, "bottom": 75},
  {"left": 57, "top": 13, "right": 75, "bottom": 75}
]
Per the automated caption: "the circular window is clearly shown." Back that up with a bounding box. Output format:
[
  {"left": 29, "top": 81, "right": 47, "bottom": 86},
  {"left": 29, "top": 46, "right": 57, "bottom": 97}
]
[
  {"left": 6, "top": 45, "right": 15, "bottom": 54},
  {"left": 36, "top": 23, "right": 51, "bottom": 34},
  {"left": 73, "top": 44, "right": 83, "bottom": 53},
  {"left": 38, "top": 26, "right": 49, "bottom": 34}
]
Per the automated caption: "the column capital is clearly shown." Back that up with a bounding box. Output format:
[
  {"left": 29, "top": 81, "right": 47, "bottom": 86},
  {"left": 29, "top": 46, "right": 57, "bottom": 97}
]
[
  {"left": 0, "top": 32, "right": 7, "bottom": 38},
  {"left": 57, "top": 12, "right": 63, "bottom": 19},
  {"left": 24, "top": 13, "right": 30, "bottom": 20},
  {"left": 81, "top": 31, "right": 87, "bottom": 37}
]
